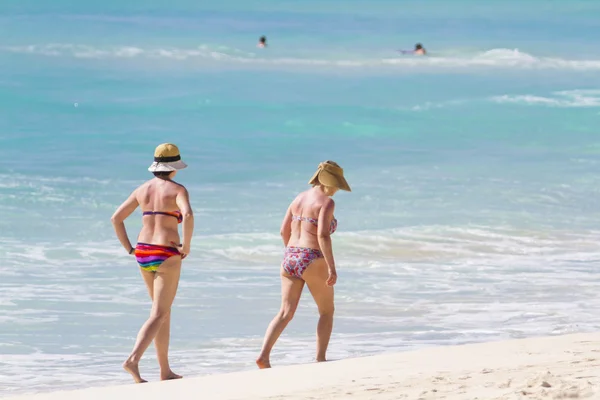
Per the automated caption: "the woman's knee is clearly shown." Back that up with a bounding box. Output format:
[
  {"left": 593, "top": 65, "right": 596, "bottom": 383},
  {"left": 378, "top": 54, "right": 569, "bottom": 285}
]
[
  {"left": 278, "top": 307, "right": 296, "bottom": 323},
  {"left": 318, "top": 304, "right": 334, "bottom": 317},
  {"left": 150, "top": 308, "right": 171, "bottom": 324}
]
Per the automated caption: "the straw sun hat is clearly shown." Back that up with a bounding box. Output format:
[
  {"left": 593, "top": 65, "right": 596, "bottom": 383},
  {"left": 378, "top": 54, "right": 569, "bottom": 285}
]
[
  {"left": 147, "top": 143, "right": 187, "bottom": 172},
  {"left": 308, "top": 161, "right": 351, "bottom": 191}
]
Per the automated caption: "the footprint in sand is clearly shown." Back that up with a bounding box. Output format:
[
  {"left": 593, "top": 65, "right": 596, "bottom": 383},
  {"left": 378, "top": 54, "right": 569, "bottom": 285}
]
[{"left": 498, "top": 379, "right": 512, "bottom": 389}]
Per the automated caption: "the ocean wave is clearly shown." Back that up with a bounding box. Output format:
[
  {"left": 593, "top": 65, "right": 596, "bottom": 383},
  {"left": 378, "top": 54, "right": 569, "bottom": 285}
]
[
  {"left": 402, "top": 99, "right": 468, "bottom": 111},
  {"left": 70, "top": 226, "right": 600, "bottom": 267},
  {"left": 4, "top": 44, "right": 600, "bottom": 71},
  {"left": 2, "top": 43, "right": 258, "bottom": 61},
  {"left": 406, "top": 89, "right": 600, "bottom": 111},
  {"left": 4, "top": 225, "right": 599, "bottom": 277},
  {"left": 490, "top": 89, "right": 600, "bottom": 107}
]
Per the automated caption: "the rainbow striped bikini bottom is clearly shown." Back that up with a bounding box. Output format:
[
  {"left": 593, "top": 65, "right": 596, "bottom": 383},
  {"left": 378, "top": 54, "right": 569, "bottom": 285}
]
[{"left": 134, "top": 242, "right": 181, "bottom": 272}]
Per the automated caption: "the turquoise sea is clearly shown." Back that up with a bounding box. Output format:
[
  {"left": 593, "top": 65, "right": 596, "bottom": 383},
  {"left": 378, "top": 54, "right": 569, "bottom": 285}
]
[{"left": 2, "top": 0, "right": 600, "bottom": 395}]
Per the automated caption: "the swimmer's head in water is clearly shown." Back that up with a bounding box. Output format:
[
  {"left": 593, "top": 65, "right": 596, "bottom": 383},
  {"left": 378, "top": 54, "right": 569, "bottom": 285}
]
[
  {"left": 415, "top": 43, "right": 423, "bottom": 50},
  {"left": 259, "top": 36, "right": 266, "bottom": 44}
]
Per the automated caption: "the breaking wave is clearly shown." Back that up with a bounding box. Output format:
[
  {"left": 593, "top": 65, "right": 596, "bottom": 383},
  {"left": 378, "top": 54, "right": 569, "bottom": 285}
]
[
  {"left": 4, "top": 44, "right": 600, "bottom": 71},
  {"left": 491, "top": 89, "right": 600, "bottom": 107}
]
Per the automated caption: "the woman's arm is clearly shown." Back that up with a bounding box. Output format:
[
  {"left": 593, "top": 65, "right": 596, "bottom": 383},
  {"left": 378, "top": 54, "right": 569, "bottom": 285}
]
[
  {"left": 317, "top": 198, "right": 337, "bottom": 286},
  {"left": 111, "top": 190, "right": 139, "bottom": 254},
  {"left": 280, "top": 205, "right": 293, "bottom": 246},
  {"left": 176, "top": 186, "right": 194, "bottom": 258}
]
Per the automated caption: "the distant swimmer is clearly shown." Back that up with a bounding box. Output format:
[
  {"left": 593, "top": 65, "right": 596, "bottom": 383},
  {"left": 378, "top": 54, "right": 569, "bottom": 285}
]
[
  {"left": 257, "top": 35, "right": 267, "bottom": 48},
  {"left": 399, "top": 43, "right": 427, "bottom": 55}
]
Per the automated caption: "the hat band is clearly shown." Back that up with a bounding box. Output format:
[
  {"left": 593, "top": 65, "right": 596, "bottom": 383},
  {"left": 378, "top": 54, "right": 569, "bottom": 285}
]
[{"left": 154, "top": 155, "right": 181, "bottom": 162}]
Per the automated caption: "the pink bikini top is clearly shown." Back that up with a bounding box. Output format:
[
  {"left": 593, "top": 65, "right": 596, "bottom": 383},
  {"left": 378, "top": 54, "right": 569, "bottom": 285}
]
[
  {"left": 142, "top": 210, "right": 182, "bottom": 224},
  {"left": 292, "top": 215, "right": 337, "bottom": 234}
]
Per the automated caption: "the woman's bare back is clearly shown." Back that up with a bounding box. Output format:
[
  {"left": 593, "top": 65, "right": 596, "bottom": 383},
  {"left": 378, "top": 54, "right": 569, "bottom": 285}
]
[
  {"left": 136, "top": 178, "right": 186, "bottom": 245},
  {"left": 286, "top": 188, "right": 334, "bottom": 250}
]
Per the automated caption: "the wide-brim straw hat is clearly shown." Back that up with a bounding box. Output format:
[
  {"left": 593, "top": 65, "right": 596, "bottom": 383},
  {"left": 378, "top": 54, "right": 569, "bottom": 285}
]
[
  {"left": 148, "top": 143, "right": 187, "bottom": 172},
  {"left": 308, "top": 161, "right": 351, "bottom": 191}
]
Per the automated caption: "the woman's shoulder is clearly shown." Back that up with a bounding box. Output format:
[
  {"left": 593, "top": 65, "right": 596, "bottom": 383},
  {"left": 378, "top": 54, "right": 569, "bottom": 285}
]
[
  {"left": 141, "top": 179, "right": 188, "bottom": 196},
  {"left": 321, "top": 196, "right": 335, "bottom": 209},
  {"left": 293, "top": 189, "right": 309, "bottom": 201},
  {"left": 296, "top": 190, "right": 335, "bottom": 209},
  {"left": 171, "top": 180, "right": 187, "bottom": 191},
  {"left": 156, "top": 179, "right": 187, "bottom": 193},
  {"left": 135, "top": 179, "right": 153, "bottom": 192}
]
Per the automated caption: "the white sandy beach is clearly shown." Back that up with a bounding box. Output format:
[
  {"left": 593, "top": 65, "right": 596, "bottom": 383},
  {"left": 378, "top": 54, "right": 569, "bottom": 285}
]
[{"left": 5, "top": 333, "right": 599, "bottom": 400}]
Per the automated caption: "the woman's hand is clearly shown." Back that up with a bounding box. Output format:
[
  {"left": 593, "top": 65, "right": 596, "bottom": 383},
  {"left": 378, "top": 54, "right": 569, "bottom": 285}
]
[
  {"left": 326, "top": 268, "right": 337, "bottom": 287},
  {"left": 180, "top": 244, "right": 190, "bottom": 260},
  {"left": 170, "top": 241, "right": 189, "bottom": 259}
]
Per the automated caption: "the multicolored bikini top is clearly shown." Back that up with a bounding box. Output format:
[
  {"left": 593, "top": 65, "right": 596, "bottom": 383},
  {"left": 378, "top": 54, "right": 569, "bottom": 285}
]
[
  {"left": 292, "top": 215, "right": 337, "bottom": 234},
  {"left": 142, "top": 210, "right": 183, "bottom": 224}
]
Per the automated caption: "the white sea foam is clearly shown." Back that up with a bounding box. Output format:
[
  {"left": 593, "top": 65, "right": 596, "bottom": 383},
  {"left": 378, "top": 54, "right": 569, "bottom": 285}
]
[
  {"left": 4, "top": 44, "right": 600, "bottom": 71},
  {"left": 403, "top": 89, "right": 600, "bottom": 111},
  {"left": 491, "top": 89, "right": 600, "bottom": 107},
  {"left": 404, "top": 99, "right": 469, "bottom": 111}
]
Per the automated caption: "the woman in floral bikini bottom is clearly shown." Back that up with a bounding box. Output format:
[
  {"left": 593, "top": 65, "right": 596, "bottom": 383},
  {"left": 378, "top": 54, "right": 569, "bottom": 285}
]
[{"left": 256, "top": 160, "right": 351, "bottom": 368}]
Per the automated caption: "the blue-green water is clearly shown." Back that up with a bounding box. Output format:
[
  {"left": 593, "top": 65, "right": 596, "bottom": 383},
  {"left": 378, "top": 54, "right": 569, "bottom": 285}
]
[{"left": 2, "top": 0, "right": 600, "bottom": 395}]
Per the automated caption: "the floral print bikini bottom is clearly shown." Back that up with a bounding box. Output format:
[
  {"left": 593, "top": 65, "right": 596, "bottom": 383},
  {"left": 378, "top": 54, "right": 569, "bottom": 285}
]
[{"left": 281, "top": 246, "right": 323, "bottom": 278}]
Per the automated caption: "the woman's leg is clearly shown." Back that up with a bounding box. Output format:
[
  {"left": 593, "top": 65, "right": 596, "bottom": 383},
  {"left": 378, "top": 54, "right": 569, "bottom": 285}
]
[
  {"left": 123, "top": 256, "right": 182, "bottom": 383},
  {"left": 139, "top": 267, "right": 182, "bottom": 380},
  {"left": 302, "top": 258, "right": 335, "bottom": 362},
  {"left": 155, "top": 312, "right": 182, "bottom": 380},
  {"left": 256, "top": 271, "right": 304, "bottom": 368}
]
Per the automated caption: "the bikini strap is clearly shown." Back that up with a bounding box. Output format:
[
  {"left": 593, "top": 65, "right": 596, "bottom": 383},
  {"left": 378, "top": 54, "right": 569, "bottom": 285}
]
[
  {"left": 143, "top": 211, "right": 183, "bottom": 223},
  {"left": 292, "top": 215, "right": 318, "bottom": 226}
]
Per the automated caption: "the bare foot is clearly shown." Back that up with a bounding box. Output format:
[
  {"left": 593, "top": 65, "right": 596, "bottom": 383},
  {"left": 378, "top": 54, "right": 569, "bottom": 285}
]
[
  {"left": 256, "top": 357, "right": 271, "bottom": 369},
  {"left": 123, "top": 360, "right": 147, "bottom": 383},
  {"left": 161, "top": 371, "right": 183, "bottom": 380},
  {"left": 316, "top": 358, "right": 327, "bottom": 363}
]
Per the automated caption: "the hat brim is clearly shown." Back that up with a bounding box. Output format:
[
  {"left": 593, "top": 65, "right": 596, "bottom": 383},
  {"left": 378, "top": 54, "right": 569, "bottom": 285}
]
[
  {"left": 316, "top": 170, "right": 351, "bottom": 192},
  {"left": 148, "top": 160, "right": 187, "bottom": 172}
]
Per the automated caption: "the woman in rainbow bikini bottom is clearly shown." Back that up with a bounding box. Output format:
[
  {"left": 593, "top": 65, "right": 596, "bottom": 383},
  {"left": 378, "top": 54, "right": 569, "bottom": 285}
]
[
  {"left": 111, "top": 143, "right": 194, "bottom": 383},
  {"left": 256, "top": 160, "right": 351, "bottom": 368}
]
